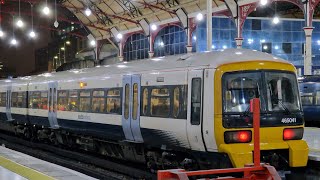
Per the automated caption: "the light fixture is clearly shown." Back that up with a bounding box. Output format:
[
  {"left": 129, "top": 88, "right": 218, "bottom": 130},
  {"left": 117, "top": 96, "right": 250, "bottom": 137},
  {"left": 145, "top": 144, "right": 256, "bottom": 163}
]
[
  {"left": 272, "top": 16, "right": 279, "bottom": 24},
  {"left": 160, "top": 41, "right": 164, "bottom": 47},
  {"left": 29, "top": 31, "right": 36, "bottom": 38},
  {"left": 117, "top": 33, "right": 123, "bottom": 39},
  {"left": 260, "top": 0, "right": 268, "bottom": 6},
  {"left": 211, "top": 45, "right": 215, "bottom": 49},
  {"left": 54, "top": 56, "right": 58, "bottom": 59},
  {"left": 274, "top": 45, "right": 279, "bottom": 50},
  {"left": 196, "top": 13, "right": 203, "bottom": 21},
  {"left": 151, "top": 24, "right": 157, "bottom": 31},
  {"left": 223, "top": 45, "right": 227, "bottom": 49},
  {"left": 248, "top": 39, "right": 254, "bottom": 44},
  {"left": 11, "top": 38, "right": 17, "bottom": 45},
  {"left": 60, "top": 47, "right": 65, "bottom": 51},
  {"left": 16, "top": 0, "right": 23, "bottom": 28},
  {"left": 263, "top": 45, "right": 268, "bottom": 50},
  {"left": 85, "top": 8, "right": 92, "bottom": 16},
  {"left": 0, "top": 4, "right": 3, "bottom": 38},
  {"left": 193, "top": 36, "right": 197, "bottom": 40},
  {"left": 43, "top": 0, "right": 50, "bottom": 15},
  {"left": 0, "top": 30, "right": 4, "bottom": 37},
  {"left": 260, "top": 39, "right": 266, "bottom": 43},
  {"left": 66, "top": 41, "right": 71, "bottom": 45},
  {"left": 90, "top": 40, "right": 96, "bottom": 46}
]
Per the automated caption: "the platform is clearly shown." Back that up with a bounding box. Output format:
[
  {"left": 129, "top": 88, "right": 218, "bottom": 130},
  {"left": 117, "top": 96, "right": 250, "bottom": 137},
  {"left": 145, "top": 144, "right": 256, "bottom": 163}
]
[
  {"left": 303, "top": 127, "right": 320, "bottom": 161},
  {"left": 0, "top": 145, "right": 97, "bottom": 180}
]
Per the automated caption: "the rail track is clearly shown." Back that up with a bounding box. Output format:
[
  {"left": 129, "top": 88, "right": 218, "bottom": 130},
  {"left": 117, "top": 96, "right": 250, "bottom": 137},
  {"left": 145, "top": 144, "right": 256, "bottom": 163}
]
[{"left": 0, "top": 131, "right": 156, "bottom": 180}]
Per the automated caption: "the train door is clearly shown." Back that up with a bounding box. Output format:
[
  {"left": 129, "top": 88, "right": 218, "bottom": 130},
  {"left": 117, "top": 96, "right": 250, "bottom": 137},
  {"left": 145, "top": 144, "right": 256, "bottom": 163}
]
[
  {"left": 122, "top": 75, "right": 143, "bottom": 142},
  {"left": 48, "top": 82, "right": 59, "bottom": 129},
  {"left": 6, "top": 87, "right": 12, "bottom": 121},
  {"left": 187, "top": 70, "right": 206, "bottom": 151}
]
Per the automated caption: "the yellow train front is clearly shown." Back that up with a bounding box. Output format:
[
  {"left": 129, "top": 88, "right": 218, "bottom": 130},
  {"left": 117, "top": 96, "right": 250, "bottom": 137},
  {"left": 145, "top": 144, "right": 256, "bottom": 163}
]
[{"left": 213, "top": 60, "right": 308, "bottom": 169}]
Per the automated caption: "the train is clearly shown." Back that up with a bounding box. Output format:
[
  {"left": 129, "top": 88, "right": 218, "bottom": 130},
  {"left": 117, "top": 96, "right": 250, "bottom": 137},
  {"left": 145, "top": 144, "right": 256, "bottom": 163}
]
[
  {"left": 299, "top": 75, "right": 320, "bottom": 126},
  {"left": 0, "top": 49, "right": 308, "bottom": 171}
]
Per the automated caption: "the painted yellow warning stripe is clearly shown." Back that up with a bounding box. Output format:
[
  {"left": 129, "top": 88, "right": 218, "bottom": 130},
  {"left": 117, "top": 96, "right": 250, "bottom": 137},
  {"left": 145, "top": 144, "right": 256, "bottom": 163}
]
[{"left": 0, "top": 156, "right": 55, "bottom": 180}]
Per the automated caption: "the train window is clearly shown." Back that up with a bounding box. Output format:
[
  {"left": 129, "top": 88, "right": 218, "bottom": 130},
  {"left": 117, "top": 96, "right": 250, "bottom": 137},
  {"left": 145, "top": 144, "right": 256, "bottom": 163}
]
[
  {"left": 17, "top": 92, "right": 25, "bottom": 108},
  {"left": 0, "top": 92, "right": 6, "bottom": 107},
  {"left": 79, "top": 90, "right": 91, "bottom": 112},
  {"left": 11, "top": 92, "right": 18, "bottom": 107},
  {"left": 68, "top": 90, "right": 78, "bottom": 112},
  {"left": 29, "top": 91, "right": 41, "bottom": 109},
  {"left": 53, "top": 88, "right": 57, "bottom": 112},
  {"left": 315, "top": 91, "right": 320, "bottom": 105},
  {"left": 151, "top": 88, "right": 170, "bottom": 117},
  {"left": 132, "top": 84, "right": 138, "bottom": 120},
  {"left": 301, "top": 95, "right": 313, "bottom": 105},
  {"left": 107, "top": 89, "right": 121, "bottom": 114},
  {"left": 58, "top": 91, "right": 68, "bottom": 111},
  {"left": 142, "top": 88, "right": 148, "bottom": 116},
  {"left": 191, "top": 78, "right": 202, "bottom": 125},
  {"left": 173, "top": 87, "right": 180, "bottom": 118},
  {"left": 41, "top": 91, "right": 48, "bottom": 110},
  {"left": 92, "top": 90, "right": 105, "bottom": 113},
  {"left": 124, "top": 85, "right": 130, "bottom": 119}
]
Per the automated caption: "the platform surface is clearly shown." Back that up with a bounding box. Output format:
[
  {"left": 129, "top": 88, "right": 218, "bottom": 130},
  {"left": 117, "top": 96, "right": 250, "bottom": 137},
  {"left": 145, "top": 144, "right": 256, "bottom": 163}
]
[
  {"left": 0, "top": 166, "right": 28, "bottom": 180},
  {"left": 0, "top": 145, "right": 97, "bottom": 180},
  {"left": 303, "top": 127, "right": 320, "bottom": 161}
]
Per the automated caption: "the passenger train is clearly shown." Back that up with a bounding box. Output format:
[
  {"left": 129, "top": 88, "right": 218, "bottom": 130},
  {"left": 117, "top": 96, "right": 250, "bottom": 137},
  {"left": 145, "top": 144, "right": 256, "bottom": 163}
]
[
  {"left": 0, "top": 49, "right": 308, "bottom": 171},
  {"left": 299, "top": 75, "right": 320, "bottom": 126}
]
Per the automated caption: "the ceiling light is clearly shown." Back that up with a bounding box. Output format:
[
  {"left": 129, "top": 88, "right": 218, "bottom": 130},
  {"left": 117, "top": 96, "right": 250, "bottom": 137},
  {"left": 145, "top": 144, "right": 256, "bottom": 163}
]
[
  {"left": 90, "top": 40, "right": 96, "bottom": 46},
  {"left": 160, "top": 42, "right": 164, "bottom": 47},
  {"left": 274, "top": 45, "right": 279, "bottom": 50},
  {"left": 272, "top": 16, "right": 280, "bottom": 24},
  {"left": 60, "top": 47, "right": 65, "bottom": 51},
  {"left": 85, "top": 8, "right": 91, "bottom": 16},
  {"left": 260, "top": 0, "right": 268, "bottom": 6},
  {"left": 193, "top": 36, "right": 196, "bottom": 40},
  {"left": 42, "top": 6, "right": 50, "bottom": 15},
  {"left": 211, "top": 45, "right": 215, "bottom": 49},
  {"left": 10, "top": 38, "right": 17, "bottom": 45},
  {"left": 151, "top": 24, "right": 157, "bottom": 31},
  {"left": 29, "top": 31, "right": 36, "bottom": 38},
  {"left": 222, "top": 45, "right": 227, "bottom": 49},
  {"left": 196, "top": 13, "right": 203, "bottom": 21},
  {"left": 263, "top": 45, "right": 268, "bottom": 50},
  {"left": 0, "top": 30, "right": 4, "bottom": 37},
  {"left": 54, "top": 56, "right": 58, "bottom": 59},
  {"left": 16, "top": 19, "right": 24, "bottom": 28},
  {"left": 66, "top": 41, "right": 71, "bottom": 45},
  {"left": 117, "top": 33, "right": 123, "bottom": 39}
]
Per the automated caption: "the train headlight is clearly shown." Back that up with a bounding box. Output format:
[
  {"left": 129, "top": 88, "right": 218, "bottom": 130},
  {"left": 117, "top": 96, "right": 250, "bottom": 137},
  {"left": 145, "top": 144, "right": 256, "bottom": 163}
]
[
  {"left": 224, "top": 130, "right": 252, "bottom": 144},
  {"left": 283, "top": 128, "right": 303, "bottom": 140}
]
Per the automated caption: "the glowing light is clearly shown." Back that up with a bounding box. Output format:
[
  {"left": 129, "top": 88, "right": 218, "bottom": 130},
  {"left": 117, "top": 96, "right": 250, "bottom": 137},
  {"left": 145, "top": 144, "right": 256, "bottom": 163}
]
[
  {"left": 274, "top": 45, "right": 279, "bottom": 50},
  {"left": 235, "top": 51, "right": 243, "bottom": 55},
  {"left": 260, "top": 0, "right": 268, "bottom": 6},
  {"left": 10, "top": 38, "right": 17, "bottom": 45},
  {"left": 317, "top": 40, "right": 320, "bottom": 45},
  {"left": 193, "top": 36, "right": 196, "bottom": 40},
  {"left": 151, "top": 24, "right": 157, "bottom": 31},
  {"left": 54, "top": 56, "right": 58, "bottom": 59},
  {"left": 248, "top": 39, "right": 254, "bottom": 44},
  {"left": 263, "top": 45, "right": 268, "bottom": 50},
  {"left": 260, "top": 39, "right": 266, "bottom": 43},
  {"left": 66, "top": 41, "right": 71, "bottom": 45},
  {"left": 117, "top": 33, "right": 123, "bottom": 39},
  {"left": 90, "top": 40, "right": 96, "bottom": 46},
  {"left": 29, "top": 31, "right": 36, "bottom": 38},
  {"left": 42, "top": 6, "right": 50, "bottom": 15},
  {"left": 160, "top": 42, "right": 164, "bottom": 47},
  {"left": 272, "top": 16, "right": 280, "bottom": 24},
  {"left": 16, "top": 19, "right": 24, "bottom": 28},
  {"left": 85, "top": 8, "right": 91, "bottom": 16},
  {"left": 211, "top": 45, "right": 215, "bottom": 49},
  {"left": 222, "top": 45, "right": 227, "bottom": 49},
  {"left": 238, "top": 131, "right": 250, "bottom": 142},
  {"left": 0, "top": 30, "right": 4, "bottom": 37},
  {"left": 196, "top": 13, "right": 203, "bottom": 21},
  {"left": 60, "top": 47, "right": 65, "bottom": 51},
  {"left": 117, "top": 64, "right": 127, "bottom": 68}
]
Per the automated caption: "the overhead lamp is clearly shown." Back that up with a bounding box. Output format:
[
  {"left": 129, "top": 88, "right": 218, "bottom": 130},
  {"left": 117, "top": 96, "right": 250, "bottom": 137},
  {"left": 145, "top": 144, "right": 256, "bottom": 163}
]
[
  {"left": 54, "top": 56, "right": 58, "bottom": 59},
  {"left": 16, "top": 19, "right": 24, "bottom": 28},
  {"left": 193, "top": 36, "right": 196, "bottom": 40},
  {"left": 272, "top": 16, "right": 279, "bottom": 24},
  {"left": 29, "top": 31, "right": 36, "bottom": 38},
  {"left": 117, "top": 33, "right": 123, "bottom": 39},
  {"left": 66, "top": 41, "right": 71, "bottom": 45},
  {"left": 60, "top": 47, "right": 65, "bottom": 51},
  {"left": 85, "top": 8, "right": 91, "bottom": 16},
  {"left": 43, "top": 6, "right": 50, "bottom": 15},
  {"left": 196, "top": 13, "right": 203, "bottom": 21},
  {"left": 263, "top": 45, "right": 268, "bottom": 50},
  {"left": 10, "top": 38, "right": 17, "bottom": 45},
  {"left": 90, "top": 40, "right": 96, "bottom": 46},
  {"left": 159, "top": 41, "right": 164, "bottom": 47},
  {"left": 151, "top": 24, "right": 157, "bottom": 31},
  {"left": 222, "top": 45, "right": 227, "bottom": 49},
  {"left": 260, "top": 0, "right": 268, "bottom": 6},
  {"left": 0, "top": 30, "right": 4, "bottom": 37}
]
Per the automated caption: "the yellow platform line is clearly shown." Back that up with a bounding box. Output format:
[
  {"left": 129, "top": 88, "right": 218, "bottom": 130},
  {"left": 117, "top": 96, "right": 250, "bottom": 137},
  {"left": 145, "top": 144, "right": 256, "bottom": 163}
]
[{"left": 0, "top": 156, "right": 55, "bottom": 180}]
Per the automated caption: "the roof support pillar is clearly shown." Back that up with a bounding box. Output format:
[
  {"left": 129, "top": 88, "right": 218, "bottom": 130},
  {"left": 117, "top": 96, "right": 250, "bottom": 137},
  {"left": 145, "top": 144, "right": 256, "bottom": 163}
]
[
  {"left": 187, "top": 18, "right": 196, "bottom": 53},
  {"left": 206, "top": 0, "right": 212, "bottom": 51},
  {"left": 118, "top": 41, "right": 124, "bottom": 61},
  {"left": 148, "top": 34, "right": 154, "bottom": 58}
]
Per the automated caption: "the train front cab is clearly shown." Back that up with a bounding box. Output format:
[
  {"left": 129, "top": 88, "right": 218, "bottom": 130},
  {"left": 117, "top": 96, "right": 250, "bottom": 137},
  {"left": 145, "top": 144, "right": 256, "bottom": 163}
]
[{"left": 213, "top": 61, "right": 308, "bottom": 168}]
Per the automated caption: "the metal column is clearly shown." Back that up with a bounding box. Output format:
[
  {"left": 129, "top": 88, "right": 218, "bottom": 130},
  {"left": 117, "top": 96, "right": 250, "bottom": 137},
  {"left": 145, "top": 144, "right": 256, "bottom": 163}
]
[{"left": 206, "top": 0, "right": 212, "bottom": 51}]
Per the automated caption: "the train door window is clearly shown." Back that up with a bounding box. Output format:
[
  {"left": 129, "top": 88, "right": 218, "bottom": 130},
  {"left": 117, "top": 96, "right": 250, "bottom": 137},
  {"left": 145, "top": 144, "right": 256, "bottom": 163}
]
[
  {"left": 142, "top": 88, "right": 148, "bottom": 116},
  {"left": 0, "top": 92, "right": 6, "bottom": 107},
  {"left": 301, "top": 93, "right": 313, "bottom": 105},
  {"left": 92, "top": 90, "right": 105, "bottom": 113},
  {"left": 132, "top": 84, "right": 138, "bottom": 120},
  {"left": 315, "top": 91, "right": 320, "bottom": 105},
  {"left": 124, "top": 85, "right": 130, "bottom": 119},
  {"left": 58, "top": 91, "right": 68, "bottom": 111},
  {"left": 191, "top": 78, "right": 202, "bottom": 125},
  {"left": 29, "top": 91, "right": 41, "bottom": 109},
  {"left": 151, "top": 88, "right": 170, "bottom": 117},
  {"left": 79, "top": 90, "right": 91, "bottom": 112},
  {"left": 53, "top": 88, "right": 57, "bottom": 112},
  {"left": 11, "top": 92, "right": 18, "bottom": 107},
  {"left": 173, "top": 87, "right": 180, "bottom": 118},
  {"left": 107, "top": 89, "right": 121, "bottom": 114},
  {"left": 68, "top": 90, "right": 79, "bottom": 112},
  {"left": 41, "top": 91, "right": 48, "bottom": 110}
]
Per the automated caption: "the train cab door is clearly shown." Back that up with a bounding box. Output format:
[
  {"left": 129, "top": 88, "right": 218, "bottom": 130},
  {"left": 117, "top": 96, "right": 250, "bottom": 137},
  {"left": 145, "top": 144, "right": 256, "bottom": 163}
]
[
  {"left": 6, "top": 87, "right": 13, "bottom": 121},
  {"left": 187, "top": 70, "right": 206, "bottom": 151},
  {"left": 48, "top": 82, "right": 59, "bottom": 129},
  {"left": 122, "top": 75, "right": 143, "bottom": 142}
]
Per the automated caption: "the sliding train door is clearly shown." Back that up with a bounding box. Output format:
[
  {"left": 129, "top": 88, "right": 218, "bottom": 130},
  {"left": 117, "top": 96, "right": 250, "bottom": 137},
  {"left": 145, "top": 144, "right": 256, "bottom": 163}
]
[
  {"left": 187, "top": 70, "right": 206, "bottom": 151},
  {"left": 6, "top": 87, "right": 12, "bottom": 121},
  {"left": 122, "top": 75, "right": 143, "bottom": 142},
  {"left": 48, "top": 82, "right": 59, "bottom": 129}
]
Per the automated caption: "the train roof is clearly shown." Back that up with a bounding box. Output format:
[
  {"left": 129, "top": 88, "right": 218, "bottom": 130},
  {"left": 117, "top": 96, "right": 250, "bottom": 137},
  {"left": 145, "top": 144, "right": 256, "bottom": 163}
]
[{"left": 3, "top": 48, "right": 291, "bottom": 85}]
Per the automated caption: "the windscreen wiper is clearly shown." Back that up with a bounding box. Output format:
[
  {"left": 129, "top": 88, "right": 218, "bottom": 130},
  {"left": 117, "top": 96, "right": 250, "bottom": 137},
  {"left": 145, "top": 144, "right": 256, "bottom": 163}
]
[{"left": 278, "top": 100, "right": 291, "bottom": 115}]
